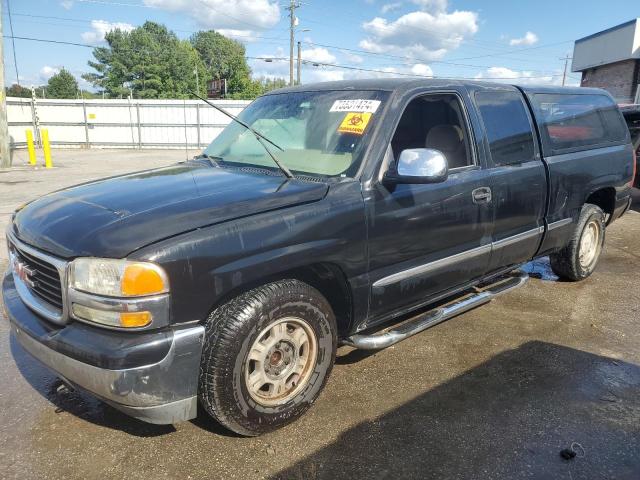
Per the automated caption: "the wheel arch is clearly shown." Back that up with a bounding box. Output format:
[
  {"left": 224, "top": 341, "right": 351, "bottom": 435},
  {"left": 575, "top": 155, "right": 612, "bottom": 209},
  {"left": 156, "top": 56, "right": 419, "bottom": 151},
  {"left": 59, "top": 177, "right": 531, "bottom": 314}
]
[
  {"left": 585, "top": 187, "right": 616, "bottom": 222},
  {"left": 205, "top": 262, "right": 354, "bottom": 337}
]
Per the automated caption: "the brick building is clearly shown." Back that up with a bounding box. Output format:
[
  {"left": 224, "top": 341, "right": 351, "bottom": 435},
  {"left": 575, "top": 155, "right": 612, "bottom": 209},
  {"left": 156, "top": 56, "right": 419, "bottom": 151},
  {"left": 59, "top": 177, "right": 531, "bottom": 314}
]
[{"left": 572, "top": 19, "right": 640, "bottom": 104}]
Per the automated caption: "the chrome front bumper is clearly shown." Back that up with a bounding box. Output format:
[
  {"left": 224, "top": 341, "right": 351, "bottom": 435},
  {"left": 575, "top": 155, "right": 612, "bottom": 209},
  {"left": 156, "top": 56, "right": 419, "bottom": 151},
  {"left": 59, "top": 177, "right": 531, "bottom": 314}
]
[{"left": 3, "top": 273, "right": 205, "bottom": 425}]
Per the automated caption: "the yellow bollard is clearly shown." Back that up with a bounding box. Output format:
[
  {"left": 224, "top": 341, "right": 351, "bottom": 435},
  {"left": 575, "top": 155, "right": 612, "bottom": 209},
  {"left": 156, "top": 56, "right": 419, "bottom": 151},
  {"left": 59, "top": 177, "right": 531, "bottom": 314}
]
[
  {"left": 26, "top": 130, "right": 37, "bottom": 165},
  {"left": 41, "top": 129, "right": 53, "bottom": 168}
]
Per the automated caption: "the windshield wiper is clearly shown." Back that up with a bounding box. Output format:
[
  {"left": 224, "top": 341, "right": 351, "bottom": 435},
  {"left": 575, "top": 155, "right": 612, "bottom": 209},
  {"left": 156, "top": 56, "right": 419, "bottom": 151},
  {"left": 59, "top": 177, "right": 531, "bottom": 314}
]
[
  {"left": 190, "top": 92, "right": 294, "bottom": 179},
  {"left": 193, "top": 153, "right": 223, "bottom": 167}
]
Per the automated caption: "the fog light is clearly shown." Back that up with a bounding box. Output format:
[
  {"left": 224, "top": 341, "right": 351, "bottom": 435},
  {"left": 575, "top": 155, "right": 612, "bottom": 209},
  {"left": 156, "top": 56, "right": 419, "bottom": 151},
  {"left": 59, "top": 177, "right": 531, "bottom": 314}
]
[{"left": 72, "top": 304, "right": 152, "bottom": 328}]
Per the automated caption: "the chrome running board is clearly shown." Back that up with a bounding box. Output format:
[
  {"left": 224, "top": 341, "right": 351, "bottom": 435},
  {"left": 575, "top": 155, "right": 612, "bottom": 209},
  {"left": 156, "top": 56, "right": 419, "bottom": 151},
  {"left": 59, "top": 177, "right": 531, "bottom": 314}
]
[{"left": 342, "top": 272, "right": 529, "bottom": 350}]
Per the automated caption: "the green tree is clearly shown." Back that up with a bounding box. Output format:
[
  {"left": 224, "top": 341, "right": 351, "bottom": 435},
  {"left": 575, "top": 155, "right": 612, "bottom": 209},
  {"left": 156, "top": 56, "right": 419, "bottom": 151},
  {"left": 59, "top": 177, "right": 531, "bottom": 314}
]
[
  {"left": 83, "top": 22, "right": 206, "bottom": 99},
  {"left": 190, "top": 30, "right": 253, "bottom": 97},
  {"left": 5, "top": 84, "right": 32, "bottom": 98},
  {"left": 227, "top": 77, "right": 288, "bottom": 100},
  {"left": 46, "top": 69, "right": 79, "bottom": 98}
]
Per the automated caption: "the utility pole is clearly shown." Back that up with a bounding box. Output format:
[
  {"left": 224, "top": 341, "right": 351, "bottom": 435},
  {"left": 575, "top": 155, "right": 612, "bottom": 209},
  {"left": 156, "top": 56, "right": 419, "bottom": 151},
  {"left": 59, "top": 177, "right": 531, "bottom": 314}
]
[
  {"left": 288, "top": 0, "right": 300, "bottom": 86},
  {"left": 0, "top": 0, "right": 12, "bottom": 167},
  {"left": 560, "top": 55, "right": 572, "bottom": 87},
  {"left": 297, "top": 41, "right": 302, "bottom": 85}
]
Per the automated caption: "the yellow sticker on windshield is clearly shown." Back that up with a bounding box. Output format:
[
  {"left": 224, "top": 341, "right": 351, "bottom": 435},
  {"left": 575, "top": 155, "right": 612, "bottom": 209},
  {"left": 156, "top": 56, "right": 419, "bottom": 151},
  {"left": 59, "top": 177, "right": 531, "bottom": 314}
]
[{"left": 337, "top": 112, "right": 372, "bottom": 135}]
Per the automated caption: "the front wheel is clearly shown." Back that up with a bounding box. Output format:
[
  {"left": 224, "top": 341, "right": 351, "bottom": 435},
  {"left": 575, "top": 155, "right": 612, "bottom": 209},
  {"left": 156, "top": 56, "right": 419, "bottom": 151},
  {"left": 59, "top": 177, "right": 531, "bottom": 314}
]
[
  {"left": 550, "top": 203, "right": 606, "bottom": 281},
  {"left": 198, "top": 279, "right": 336, "bottom": 436}
]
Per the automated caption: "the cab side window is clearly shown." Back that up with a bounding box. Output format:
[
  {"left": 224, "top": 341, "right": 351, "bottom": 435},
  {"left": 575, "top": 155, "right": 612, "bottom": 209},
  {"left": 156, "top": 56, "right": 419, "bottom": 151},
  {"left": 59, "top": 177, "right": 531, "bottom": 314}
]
[
  {"left": 391, "top": 94, "right": 473, "bottom": 170},
  {"left": 475, "top": 90, "right": 536, "bottom": 166}
]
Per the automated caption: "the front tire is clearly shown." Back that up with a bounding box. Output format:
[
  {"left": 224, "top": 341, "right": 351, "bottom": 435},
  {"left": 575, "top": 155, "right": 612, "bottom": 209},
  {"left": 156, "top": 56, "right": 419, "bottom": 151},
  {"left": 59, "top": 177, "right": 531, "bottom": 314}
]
[
  {"left": 549, "top": 203, "right": 605, "bottom": 281},
  {"left": 198, "top": 279, "right": 336, "bottom": 436}
]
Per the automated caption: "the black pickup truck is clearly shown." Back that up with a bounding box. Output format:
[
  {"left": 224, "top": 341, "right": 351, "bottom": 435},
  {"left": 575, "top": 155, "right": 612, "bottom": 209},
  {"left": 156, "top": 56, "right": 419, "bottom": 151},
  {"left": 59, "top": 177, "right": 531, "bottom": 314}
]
[{"left": 2, "top": 79, "right": 635, "bottom": 436}]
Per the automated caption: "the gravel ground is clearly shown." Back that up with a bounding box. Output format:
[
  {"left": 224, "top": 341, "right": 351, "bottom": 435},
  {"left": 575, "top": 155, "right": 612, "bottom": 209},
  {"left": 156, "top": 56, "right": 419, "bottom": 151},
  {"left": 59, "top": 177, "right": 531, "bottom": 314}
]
[{"left": 1, "top": 149, "right": 639, "bottom": 480}]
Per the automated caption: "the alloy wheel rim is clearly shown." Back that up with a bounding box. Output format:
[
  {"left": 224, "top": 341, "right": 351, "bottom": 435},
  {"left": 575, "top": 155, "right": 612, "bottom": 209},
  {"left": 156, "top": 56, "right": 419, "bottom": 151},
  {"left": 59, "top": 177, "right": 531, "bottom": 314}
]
[
  {"left": 578, "top": 220, "right": 600, "bottom": 268},
  {"left": 244, "top": 317, "right": 318, "bottom": 406}
]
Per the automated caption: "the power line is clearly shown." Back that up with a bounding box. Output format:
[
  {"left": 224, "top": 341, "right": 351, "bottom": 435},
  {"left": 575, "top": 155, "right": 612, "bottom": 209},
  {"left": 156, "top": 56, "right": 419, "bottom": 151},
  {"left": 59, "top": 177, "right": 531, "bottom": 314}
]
[
  {"left": 7, "top": 2, "right": 574, "bottom": 67},
  {"left": 74, "top": 0, "right": 285, "bottom": 33},
  {"left": 4, "top": 12, "right": 291, "bottom": 42},
  {"left": 3, "top": 35, "right": 94, "bottom": 48},
  {"left": 73, "top": 0, "right": 155, "bottom": 7},
  {"left": 6, "top": 0, "right": 20, "bottom": 85},
  {"left": 301, "top": 40, "right": 560, "bottom": 75},
  {"left": 447, "top": 40, "right": 574, "bottom": 62},
  {"left": 3, "top": 35, "right": 569, "bottom": 83},
  {"left": 295, "top": 10, "right": 572, "bottom": 62},
  {"left": 304, "top": 60, "right": 563, "bottom": 81},
  {"left": 4, "top": 8, "right": 571, "bottom": 68},
  {"left": 300, "top": 3, "right": 526, "bottom": 51},
  {"left": 3, "top": 12, "right": 565, "bottom": 75},
  {"left": 248, "top": 56, "right": 564, "bottom": 81}
]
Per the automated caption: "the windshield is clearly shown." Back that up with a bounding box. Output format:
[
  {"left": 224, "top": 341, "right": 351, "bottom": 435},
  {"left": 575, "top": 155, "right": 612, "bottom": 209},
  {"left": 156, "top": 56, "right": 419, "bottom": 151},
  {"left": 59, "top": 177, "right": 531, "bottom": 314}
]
[{"left": 203, "top": 90, "right": 389, "bottom": 177}]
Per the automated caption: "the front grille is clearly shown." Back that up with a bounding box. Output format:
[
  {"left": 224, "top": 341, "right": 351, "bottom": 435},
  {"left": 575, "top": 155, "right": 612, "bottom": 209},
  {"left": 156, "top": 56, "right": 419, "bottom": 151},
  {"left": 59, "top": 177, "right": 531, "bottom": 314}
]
[{"left": 11, "top": 242, "right": 64, "bottom": 311}]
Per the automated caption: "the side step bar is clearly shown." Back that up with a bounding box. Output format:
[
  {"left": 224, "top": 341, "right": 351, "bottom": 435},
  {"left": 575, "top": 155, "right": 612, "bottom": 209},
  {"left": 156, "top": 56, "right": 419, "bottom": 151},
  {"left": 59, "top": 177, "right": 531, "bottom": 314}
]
[{"left": 342, "top": 272, "right": 529, "bottom": 351}]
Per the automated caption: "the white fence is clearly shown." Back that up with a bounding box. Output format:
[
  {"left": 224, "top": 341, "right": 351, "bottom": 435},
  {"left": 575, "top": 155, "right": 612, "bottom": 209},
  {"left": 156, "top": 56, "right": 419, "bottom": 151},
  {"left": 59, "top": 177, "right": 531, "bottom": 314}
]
[{"left": 7, "top": 97, "right": 251, "bottom": 150}]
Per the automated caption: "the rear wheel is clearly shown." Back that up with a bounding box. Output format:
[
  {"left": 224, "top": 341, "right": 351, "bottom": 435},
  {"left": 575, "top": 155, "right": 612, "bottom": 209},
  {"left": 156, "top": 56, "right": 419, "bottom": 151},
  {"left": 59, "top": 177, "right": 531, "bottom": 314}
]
[
  {"left": 198, "top": 279, "right": 336, "bottom": 436},
  {"left": 550, "top": 203, "right": 605, "bottom": 281}
]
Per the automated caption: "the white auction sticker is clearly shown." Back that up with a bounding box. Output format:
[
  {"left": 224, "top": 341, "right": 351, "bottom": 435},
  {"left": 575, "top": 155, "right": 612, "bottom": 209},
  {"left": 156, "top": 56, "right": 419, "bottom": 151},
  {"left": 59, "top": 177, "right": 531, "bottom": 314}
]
[{"left": 330, "top": 99, "right": 381, "bottom": 113}]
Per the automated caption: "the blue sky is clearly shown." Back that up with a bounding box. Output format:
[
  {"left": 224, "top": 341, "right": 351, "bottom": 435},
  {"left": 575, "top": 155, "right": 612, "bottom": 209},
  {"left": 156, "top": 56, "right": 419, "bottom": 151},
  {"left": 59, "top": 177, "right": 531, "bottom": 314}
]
[{"left": 2, "top": 0, "right": 638, "bottom": 91}]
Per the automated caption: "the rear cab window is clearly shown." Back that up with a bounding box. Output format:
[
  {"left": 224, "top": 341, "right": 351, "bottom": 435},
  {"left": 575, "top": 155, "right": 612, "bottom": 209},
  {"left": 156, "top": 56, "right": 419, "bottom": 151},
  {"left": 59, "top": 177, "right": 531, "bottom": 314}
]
[
  {"left": 529, "top": 93, "right": 628, "bottom": 154},
  {"left": 474, "top": 90, "right": 536, "bottom": 166}
]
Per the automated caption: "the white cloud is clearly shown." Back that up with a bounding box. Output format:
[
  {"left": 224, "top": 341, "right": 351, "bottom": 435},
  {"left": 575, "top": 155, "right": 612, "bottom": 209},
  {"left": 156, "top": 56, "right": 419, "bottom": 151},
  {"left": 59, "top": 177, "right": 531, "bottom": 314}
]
[
  {"left": 38, "top": 66, "right": 92, "bottom": 88},
  {"left": 410, "top": 63, "right": 433, "bottom": 77},
  {"left": 344, "top": 52, "right": 364, "bottom": 64},
  {"left": 473, "top": 66, "right": 579, "bottom": 86},
  {"left": 81, "top": 20, "right": 134, "bottom": 45},
  {"left": 60, "top": 0, "right": 73, "bottom": 9},
  {"left": 509, "top": 31, "right": 538, "bottom": 46},
  {"left": 359, "top": 1, "right": 479, "bottom": 61},
  {"left": 143, "top": 0, "right": 280, "bottom": 38},
  {"left": 381, "top": 2, "right": 403, "bottom": 14},
  {"left": 40, "top": 66, "right": 60, "bottom": 81},
  {"left": 411, "top": 0, "right": 447, "bottom": 12},
  {"left": 217, "top": 29, "right": 258, "bottom": 41},
  {"left": 301, "top": 47, "right": 336, "bottom": 64}
]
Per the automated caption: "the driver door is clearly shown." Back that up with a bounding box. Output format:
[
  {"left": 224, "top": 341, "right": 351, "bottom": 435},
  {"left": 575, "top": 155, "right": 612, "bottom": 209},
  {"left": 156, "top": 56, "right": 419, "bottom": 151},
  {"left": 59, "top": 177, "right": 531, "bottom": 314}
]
[{"left": 364, "top": 91, "right": 494, "bottom": 325}]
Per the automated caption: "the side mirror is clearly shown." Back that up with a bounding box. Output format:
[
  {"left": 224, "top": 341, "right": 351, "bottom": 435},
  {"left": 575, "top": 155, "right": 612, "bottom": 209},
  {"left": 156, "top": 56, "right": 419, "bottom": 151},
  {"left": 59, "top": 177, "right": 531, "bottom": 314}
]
[{"left": 384, "top": 148, "right": 449, "bottom": 184}]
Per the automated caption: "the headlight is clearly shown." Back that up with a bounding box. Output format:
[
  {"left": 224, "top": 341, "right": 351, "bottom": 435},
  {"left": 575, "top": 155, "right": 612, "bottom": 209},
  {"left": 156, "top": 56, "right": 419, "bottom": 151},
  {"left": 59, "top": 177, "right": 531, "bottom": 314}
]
[{"left": 70, "top": 258, "right": 169, "bottom": 297}]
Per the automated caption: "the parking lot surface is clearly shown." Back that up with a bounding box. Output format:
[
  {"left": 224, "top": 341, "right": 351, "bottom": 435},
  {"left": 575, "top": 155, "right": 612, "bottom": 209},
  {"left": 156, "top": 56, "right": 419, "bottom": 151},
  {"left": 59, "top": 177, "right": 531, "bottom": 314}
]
[{"left": 1, "top": 150, "right": 639, "bottom": 479}]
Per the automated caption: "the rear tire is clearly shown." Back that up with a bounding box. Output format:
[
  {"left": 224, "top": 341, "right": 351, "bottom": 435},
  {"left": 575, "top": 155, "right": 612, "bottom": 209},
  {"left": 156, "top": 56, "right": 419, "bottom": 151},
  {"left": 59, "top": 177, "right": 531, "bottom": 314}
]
[
  {"left": 549, "top": 203, "right": 605, "bottom": 281},
  {"left": 198, "top": 279, "right": 336, "bottom": 436}
]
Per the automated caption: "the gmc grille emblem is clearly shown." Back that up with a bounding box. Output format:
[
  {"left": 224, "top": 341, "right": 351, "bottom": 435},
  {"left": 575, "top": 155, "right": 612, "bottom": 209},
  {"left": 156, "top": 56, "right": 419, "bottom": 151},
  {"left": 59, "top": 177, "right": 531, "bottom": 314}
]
[{"left": 13, "top": 259, "right": 38, "bottom": 288}]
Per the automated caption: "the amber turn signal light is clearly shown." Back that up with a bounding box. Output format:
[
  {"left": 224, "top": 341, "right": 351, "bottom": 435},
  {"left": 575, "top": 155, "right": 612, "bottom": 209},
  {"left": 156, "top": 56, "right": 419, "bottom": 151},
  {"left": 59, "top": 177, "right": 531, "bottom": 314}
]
[{"left": 121, "top": 263, "right": 168, "bottom": 296}]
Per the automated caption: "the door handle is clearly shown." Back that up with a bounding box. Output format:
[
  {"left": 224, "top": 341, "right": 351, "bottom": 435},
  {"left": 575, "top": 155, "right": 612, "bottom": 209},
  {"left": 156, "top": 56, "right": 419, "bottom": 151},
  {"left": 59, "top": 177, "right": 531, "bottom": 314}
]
[{"left": 472, "top": 187, "right": 492, "bottom": 204}]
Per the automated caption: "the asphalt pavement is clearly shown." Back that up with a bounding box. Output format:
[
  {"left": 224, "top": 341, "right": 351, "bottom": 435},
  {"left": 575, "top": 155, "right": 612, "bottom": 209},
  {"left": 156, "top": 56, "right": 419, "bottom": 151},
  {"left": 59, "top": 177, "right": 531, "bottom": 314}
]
[{"left": 1, "top": 150, "right": 639, "bottom": 479}]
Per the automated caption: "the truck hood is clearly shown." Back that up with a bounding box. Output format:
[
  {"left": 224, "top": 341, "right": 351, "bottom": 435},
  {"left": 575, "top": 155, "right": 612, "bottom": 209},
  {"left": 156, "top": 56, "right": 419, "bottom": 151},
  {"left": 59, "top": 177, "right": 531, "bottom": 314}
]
[{"left": 11, "top": 162, "right": 328, "bottom": 259}]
